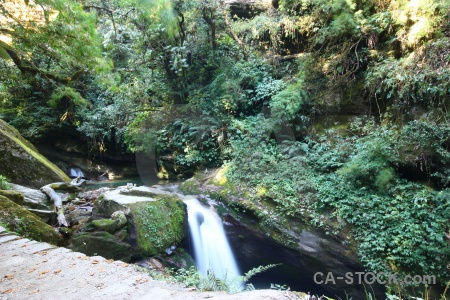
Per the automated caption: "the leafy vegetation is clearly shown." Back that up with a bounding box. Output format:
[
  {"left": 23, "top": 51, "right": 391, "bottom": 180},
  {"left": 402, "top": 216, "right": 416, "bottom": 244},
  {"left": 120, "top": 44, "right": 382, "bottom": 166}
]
[
  {"left": 0, "top": 175, "right": 11, "bottom": 190},
  {"left": 171, "top": 264, "right": 280, "bottom": 294}
]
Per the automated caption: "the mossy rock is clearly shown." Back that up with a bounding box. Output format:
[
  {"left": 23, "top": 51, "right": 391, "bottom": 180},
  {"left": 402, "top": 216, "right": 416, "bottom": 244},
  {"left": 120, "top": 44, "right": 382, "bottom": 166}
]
[
  {"left": 93, "top": 194, "right": 130, "bottom": 217},
  {"left": 0, "top": 195, "right": 63, "bottom": 246},
  {"left": 87, "top": 219, "right": 118, "bottom": 234},
  {"left": 0, "top": 120, "right": 70, "bottom": 188},
  {"left": 128, "top": 195, "right": 188, "bottom": 256},
  {"left": 0, "top": 190, "right": 24, "bottom": 205},
  {"left": 179, "top": 178, "right": 201, "bottom": 195},
  {"left": 70, "top": 231, "right": 131, "bottom": 262}
]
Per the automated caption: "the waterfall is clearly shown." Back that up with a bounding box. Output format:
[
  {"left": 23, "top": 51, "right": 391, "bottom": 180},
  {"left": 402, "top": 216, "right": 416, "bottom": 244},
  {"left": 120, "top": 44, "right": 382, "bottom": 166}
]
[
  {"left": 69, "top": 167, "right": 84, "bottom": 178},
  {"left": 182, "top": 196, "right": 241, "bottom": 281}
]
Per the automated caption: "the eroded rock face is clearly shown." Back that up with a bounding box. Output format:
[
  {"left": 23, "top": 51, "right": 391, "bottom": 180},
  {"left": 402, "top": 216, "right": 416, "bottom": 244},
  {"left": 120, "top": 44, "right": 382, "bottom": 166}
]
[{"left": 0, "top": 120, "right": 70, "bottom": 188}]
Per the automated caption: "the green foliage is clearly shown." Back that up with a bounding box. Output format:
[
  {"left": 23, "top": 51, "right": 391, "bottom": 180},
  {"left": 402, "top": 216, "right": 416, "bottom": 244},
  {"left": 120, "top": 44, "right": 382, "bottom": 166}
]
[
  {"left": 226, "top": 118, "right": 450, "bottom": 283},
  {"left": 0, "top": 175, "right": 11, "bottom": 190},
  {"left": 172, "top": 264, "right": 280, "bottom": 294},
  {"left": 366, "top": 37, "right": 450, "bottom": 116},
  {"left": 270, "top": 80, "right": 305, "bottom": 122}
]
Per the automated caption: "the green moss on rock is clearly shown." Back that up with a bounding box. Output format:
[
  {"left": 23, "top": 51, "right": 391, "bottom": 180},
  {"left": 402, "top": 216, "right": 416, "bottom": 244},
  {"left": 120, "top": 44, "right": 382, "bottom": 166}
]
[
  {"left": 87, "top": 219, "right": 118, "bottom": 234},
  {"left": 0, "top": 120, "right": 70, "bottom": 188},
  {"left": 0, "top": 190, "right": 24, "bottom": 205},
  {"left": 70, "top": 231, "right": 131, "bottom": 261},
  {"left": 128, "top": 196, "right": 187, "bottom": 256},
  {"left": 0, "top": 195, "right": 63, "bottom": 245},
  {"left": 179, "top": 178, "right": 201, "bottom": 195}
]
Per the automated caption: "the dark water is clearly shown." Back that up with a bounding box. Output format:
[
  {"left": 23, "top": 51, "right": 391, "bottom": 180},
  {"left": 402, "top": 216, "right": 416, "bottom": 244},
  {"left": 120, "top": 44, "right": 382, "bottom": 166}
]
[{"left": 224, "top": 224, "right": 331, "bottom": 297}]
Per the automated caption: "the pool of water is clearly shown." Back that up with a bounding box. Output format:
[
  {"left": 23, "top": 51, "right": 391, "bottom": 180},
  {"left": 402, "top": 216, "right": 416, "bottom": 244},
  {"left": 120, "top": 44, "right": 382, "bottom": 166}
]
[{"left": 82, "top": 178, "right": 165, "bottom": 190}]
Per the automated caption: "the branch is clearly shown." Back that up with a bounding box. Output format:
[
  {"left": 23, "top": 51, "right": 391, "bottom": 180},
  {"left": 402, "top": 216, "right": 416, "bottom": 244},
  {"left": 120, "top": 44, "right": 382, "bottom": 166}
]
[
  {"left": 40, "top": 179, "right": 85, "bottom": 227},
  {"left": 4, "top": 47, "right": 82, "bottom": 84},
  {"left": 221, "top": 4, "right": 247, "bottom": 60}
]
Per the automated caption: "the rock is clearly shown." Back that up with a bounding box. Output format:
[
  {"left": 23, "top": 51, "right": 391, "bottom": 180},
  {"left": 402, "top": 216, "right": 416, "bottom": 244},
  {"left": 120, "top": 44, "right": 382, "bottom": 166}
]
[
  {"left": 0, "top": 195, "right": 63, "bottom": 246},
  {"left": 65, "top": 207, "right": 92, "bottom": 229},
  {"left": 26, "top": 208, "right": 57, "bottom": 224},
  {"left": 161, "top": 248, "right": 196, "bottom": 270},
  {"left": 128, "top": 196, "right": 188, "bottom": 257},
  {"left": 179, "top": 178, "right": 201, "bottom": 195},
  {"left": 72, "top": 198, "right": 86, "bottom": 205},
  {"left": 114, "top": 228, "right": 129, "bottom": 241},
  {"left": 0, "top": 120, "right": 71, "bottom": 188},
  {"left": 87, "top": 218, "right": 118, "bottom": 234},
  {"left": 93, "top": 187, "right": 188, "bottom": 257},
  {"left": 111, "top": 211, "right": 127, "bottom": 229},
  {"left": 9, "top": 183, "right": 50, "bottom": 210},
  {"left": 136, "top": 257, "right": 167, "bottom": 274},
  {"left": 69, "top": 231, "right": 131, "bottom": 262},
  {"left": 58, "top": 227, "right": 73, "bottom": 238},
  {"left": 0, "top": 190, "right": 24, "bottom": 205}
]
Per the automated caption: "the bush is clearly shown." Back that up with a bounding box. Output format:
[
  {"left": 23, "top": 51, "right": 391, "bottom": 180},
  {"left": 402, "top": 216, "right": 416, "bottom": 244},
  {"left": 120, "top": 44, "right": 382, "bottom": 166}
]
[{"left": 0, "top": 175, "right": 11, "bottom": 190}]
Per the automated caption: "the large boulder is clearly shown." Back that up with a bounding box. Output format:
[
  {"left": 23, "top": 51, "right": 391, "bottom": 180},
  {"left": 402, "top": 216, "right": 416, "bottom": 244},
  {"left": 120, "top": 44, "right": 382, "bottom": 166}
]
[
  {"left": 0, "top": 119, "right": 70, "bottom": 188},
  {"left": 0, "top": 195, "right": 63, "bottom": 245},
  {"left": 127, "top": 196, "right": 187, "bottom": 257},
  {"left": 69, "top": 231, "right": 131, "bottom": 261},
  {"left": 8, "top": 183, "right": 57, "bottom": 224},
  {"left": 93, "top": 186, "right": 188, "bottom": 258}
]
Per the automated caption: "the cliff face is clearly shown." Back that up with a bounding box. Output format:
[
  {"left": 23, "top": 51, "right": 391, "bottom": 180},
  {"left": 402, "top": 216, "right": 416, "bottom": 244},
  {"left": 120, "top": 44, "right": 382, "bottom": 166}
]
[{"left": 0, "top": 119, "right": 70, "bottom": 188}]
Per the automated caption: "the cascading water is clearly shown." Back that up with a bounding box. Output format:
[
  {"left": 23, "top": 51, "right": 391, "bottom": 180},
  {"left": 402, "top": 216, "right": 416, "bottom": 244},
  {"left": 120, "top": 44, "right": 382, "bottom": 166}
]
[
  {"left": 69, "top": 167, "right": 84, "bottom": 178},
  {"left": 182, "top": 195, "right": 241, "bottom": 281}
]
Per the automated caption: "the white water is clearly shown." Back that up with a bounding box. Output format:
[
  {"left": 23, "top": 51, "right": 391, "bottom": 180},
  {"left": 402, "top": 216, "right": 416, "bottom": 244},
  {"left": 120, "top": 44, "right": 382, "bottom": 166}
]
[
  {"left": 69, "top": 167, "right": 84, "bottom": 178},
  {"left": 182, "top": 195, "right": 241, "bottom": 281}
]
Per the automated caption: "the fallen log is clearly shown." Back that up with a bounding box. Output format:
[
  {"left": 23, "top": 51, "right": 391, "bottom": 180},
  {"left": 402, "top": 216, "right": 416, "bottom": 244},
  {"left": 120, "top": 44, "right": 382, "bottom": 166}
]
[{"left": 40, "top": 178, "right": 86, "bottom": 227}]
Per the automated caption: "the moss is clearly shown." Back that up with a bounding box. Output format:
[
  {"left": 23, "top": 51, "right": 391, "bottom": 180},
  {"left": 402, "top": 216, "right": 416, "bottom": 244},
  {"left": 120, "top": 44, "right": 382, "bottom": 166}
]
[
  {"left": 0, "top": 121, "right": 70, "bottom": 188},
  {"left": 0, "top": 190, "right": 24, "bottom": 205},
  {"left": 87, "top": 219, "right": 118, "bottom": 234},
  {"left": 1, "top": 128, "right": 70, "bottom": 181},
  {"left": 179, "top": 178, "right": 201, "bottom": 195},
  {"left": 70, "top": 231, "right": 131, "bottom": 261},
  {"left": 0, "top": 119, "right": 39, "bottom": 153},
  {"left": 208, "top": 166, "right": 229, "bottom": 186},
  {"left": 128, "top": 195, "right": 187, "bottom": 256},
  {"left": 0, "top": 195, "right": 63, "bottom": 245}
]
